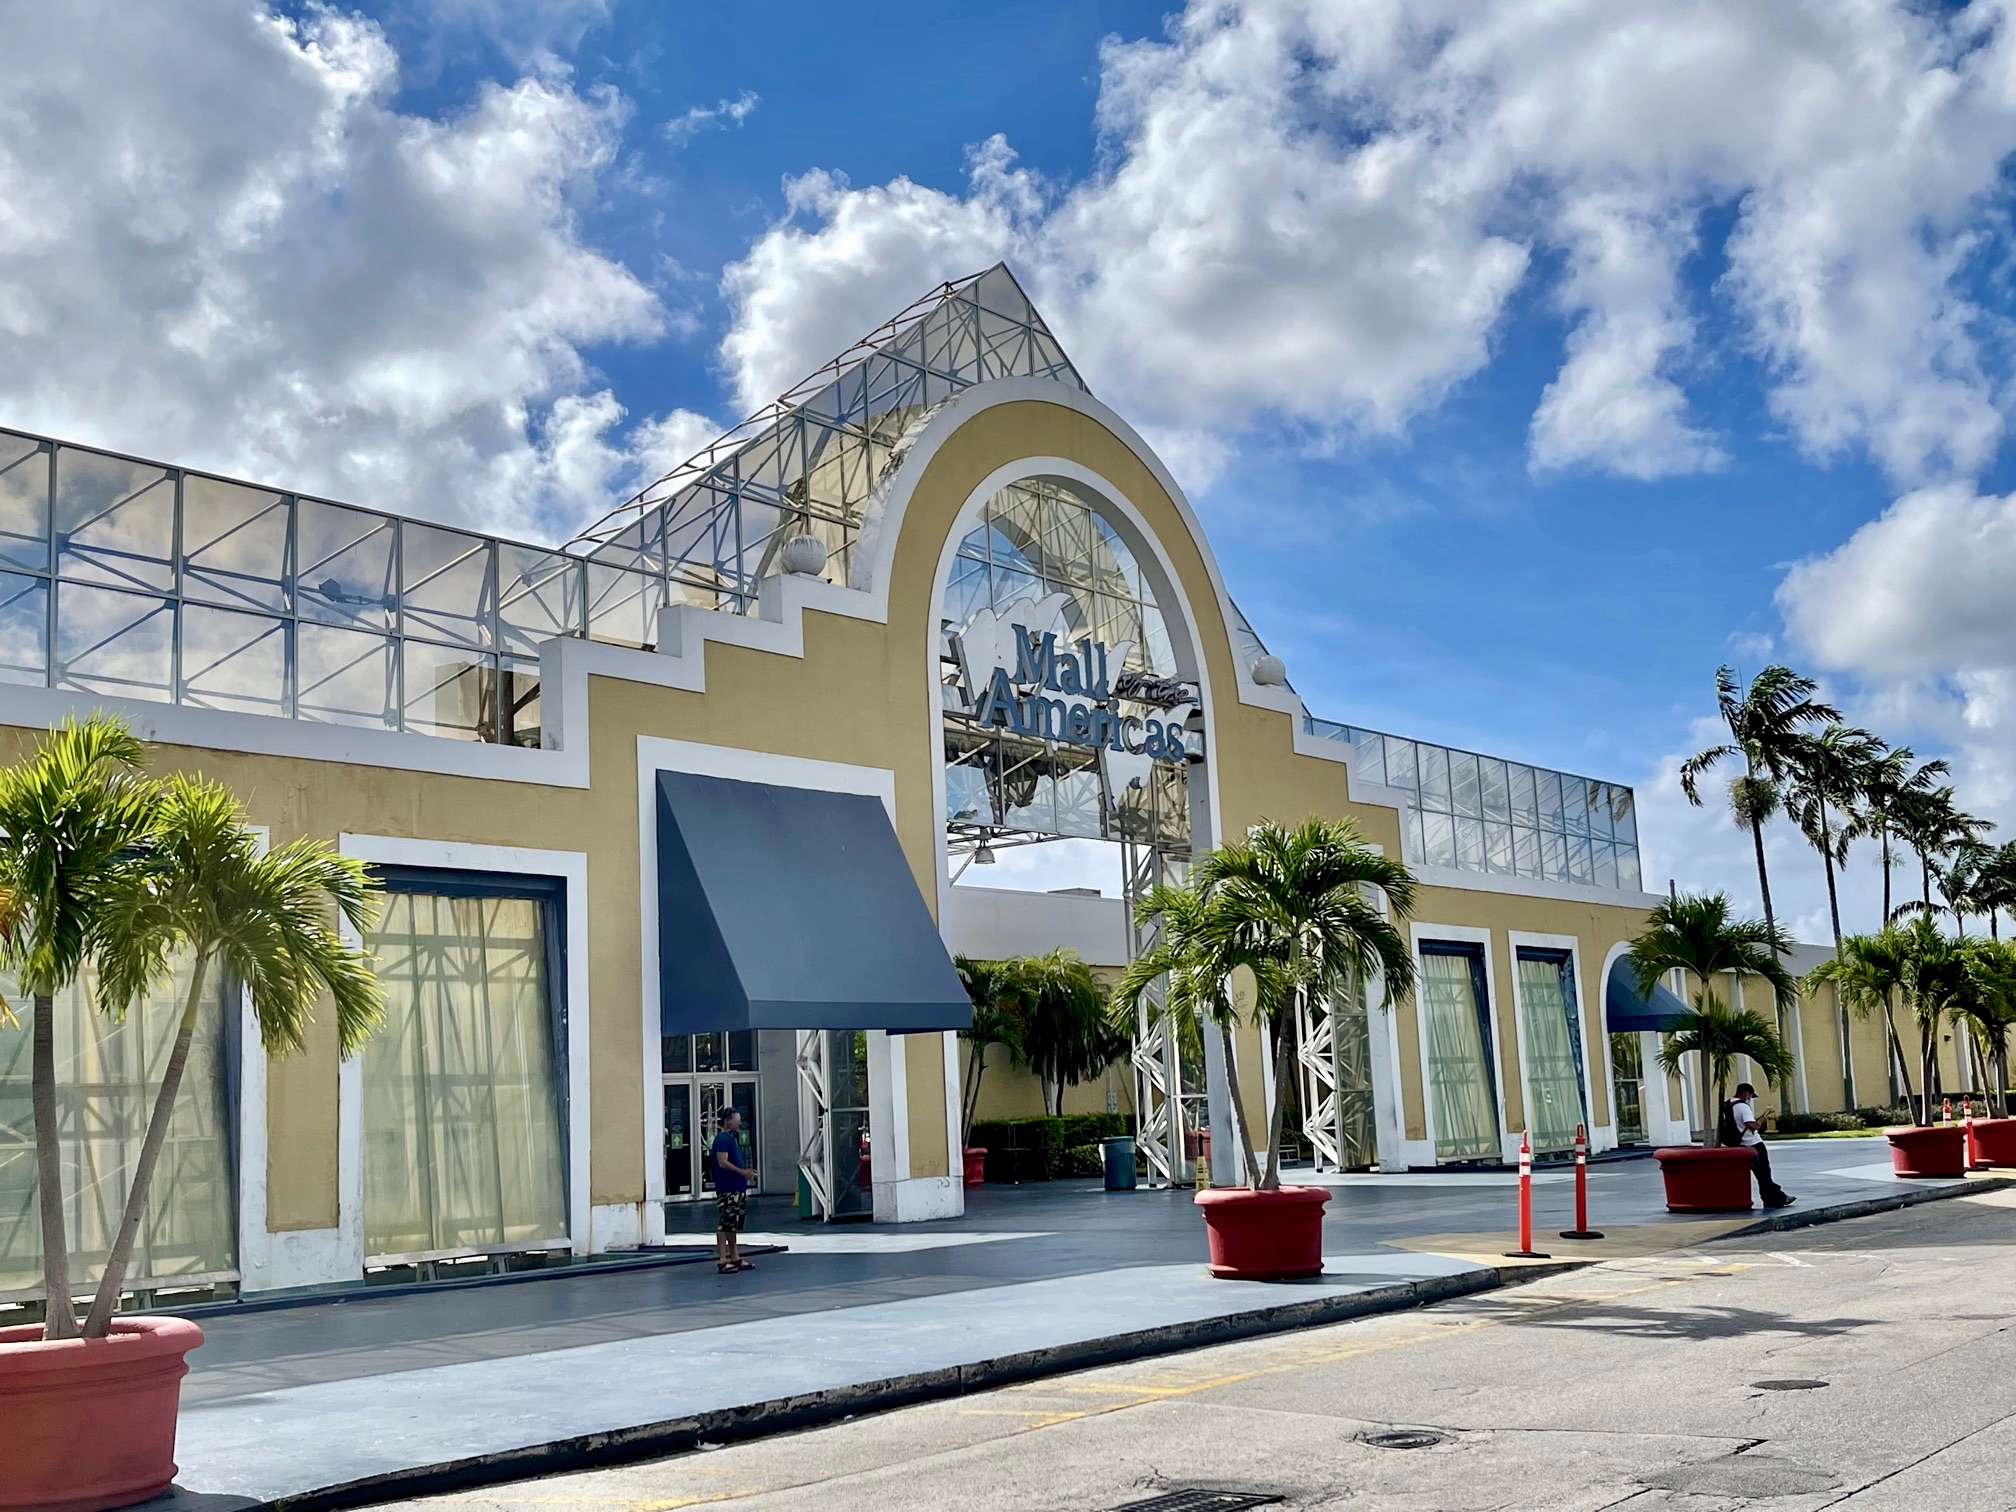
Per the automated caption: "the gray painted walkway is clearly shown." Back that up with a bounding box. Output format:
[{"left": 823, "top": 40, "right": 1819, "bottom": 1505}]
[{"left": 139, "top": 1137, "right": 1983, "bottom": 1510}]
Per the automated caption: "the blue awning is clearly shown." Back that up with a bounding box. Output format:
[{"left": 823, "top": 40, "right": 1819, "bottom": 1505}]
[
  {"left": 1605, "top": 955, "right": 1692, "bottom": 1033},
  {"left": 655, "top": 770, "right": 972, "bottom": 1035}
]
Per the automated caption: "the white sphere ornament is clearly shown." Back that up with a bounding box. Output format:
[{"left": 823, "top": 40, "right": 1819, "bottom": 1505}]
[
  {"left": 1251, "top": 653, "right": 1287, "bottom": 686},
  {"left": 779, "top": 534, "right": 828, "bottom": 577}
]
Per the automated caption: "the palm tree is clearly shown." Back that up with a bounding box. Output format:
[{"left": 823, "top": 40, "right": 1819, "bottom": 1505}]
[
  {"left": 1115, "top": 877, "right": 1270, "bottom": 1185},
  {"left": 1013, "top": 948, "right": 1120, "bottom": 1117},
  {"left": 1849, "top": 748, "right": 1948, "bottom": 929},
  {"left": 1120, "top": 818, "right": 1415, "bottom": 1190},
  {"left": 1891, "top": 915, "right": 1971, "bottom": 1123},
  {"left": 1784, "top": 723, "right": 1883, "bottom": 1106},
  {"left": 954, "top": 955, "right": 1028, "bottom": 1143},
  {"left": 77, "top": 770, "right": 384, "bottom": 1336},
  {"left": 1626, "top": 893, "right": 1797, "bottom": 1143},
  {"left": 1973, "top": 841, "right": 2016, "bottom": 940},
  {"left": 1679, "top": 666, "right": 1836, "bottom": 1033},
  {"left": 1808, "top": 929, "right": 1914, "bottom": 1112},
  {"left": 1655, "top": 990, "right": 1797, "bottom": 1116},
  {"left": 0, "top": 716, "right": 161, "bottom": 1340},
  {"left": 1894, "top": 786, "right": 1989, "bottom": 920},
  {"left": 1949, "top": 938, "right": 2016, "bottom": 1116}
]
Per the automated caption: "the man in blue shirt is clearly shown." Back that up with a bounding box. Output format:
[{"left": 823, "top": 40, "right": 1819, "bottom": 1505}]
[{"left": 712, "top": 1107, "right": 758, "bottom": 1273}]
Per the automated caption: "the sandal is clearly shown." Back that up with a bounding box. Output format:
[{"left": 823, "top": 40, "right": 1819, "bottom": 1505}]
[
  {"left": 734, "top": 1259, "right": 755, "bottom": 1271},
  {"left": 716, "top": 1261, "right": 735, "bottom": 1274}
]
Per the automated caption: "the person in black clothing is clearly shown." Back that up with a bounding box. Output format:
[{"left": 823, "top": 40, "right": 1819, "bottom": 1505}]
[{"left": 1730, "top": 1082, "right": 1793, "bottom": 1209}]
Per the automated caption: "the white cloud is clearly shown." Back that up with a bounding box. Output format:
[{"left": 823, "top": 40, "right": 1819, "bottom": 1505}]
[
  {"left": 0, "top": 0, "right": 694, "bottom": 542},
  {"left": 665, "top": 90, "right": 761, "bottom": 147},
  {"left": 718, "top": 0, "right": 2016, "bottom": 491}
]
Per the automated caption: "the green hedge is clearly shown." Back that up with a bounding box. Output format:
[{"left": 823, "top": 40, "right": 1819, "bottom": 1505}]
[
  {"left": 970, "top": 1113, "right": 1129, "bottom": 1180},
  {"left": 1775, "top": 1107, "right": 1909, "bottom": 1135}
]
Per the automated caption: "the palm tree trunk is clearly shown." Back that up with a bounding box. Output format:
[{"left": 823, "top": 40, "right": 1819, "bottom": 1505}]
[
  {"left": 1748, "top": 812, "right": 1795, "bottom": 1070},
  {"left": 962, "top": 1048, "right": 984, "bottom": 1146},
  {"left": 1881, "top": 826, "right": 1893, "bottom": 925},
  {"left": 1218, "top": 1022, "right": 1261, "bottom": 1186},
  {"left": 1261, "top": 1003, "right": 1296, "bottom": 1190},
  {"left": 1821, "top": 809, "right": 1854, "bottom": 1108},
  {"left": 84, "top": 956, "right": 210, "bottom": 1337},
  {"left": 32, "top": 991, "right": 80, "bottom": 1340},
  {"left": 1919, "top": 1013, "right": 1936, "bottom": 1126},
  {"left": 1884, "top": 989, "right": 1913, "bottom": 1111}
]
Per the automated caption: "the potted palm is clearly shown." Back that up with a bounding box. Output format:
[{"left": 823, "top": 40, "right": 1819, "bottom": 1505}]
[
  {"left": 1651, "top": 993, "right": 1797, "bottom": 1210},
  {"left": 1626, "top": 893, "right": 1797, "bottom": 1211},
  {"left": 1951, "top": 938, "right": 2016, "bottom": 1165},
  {"left": 1117, "top": 818, "right": 1413, "bottom": 1280},
  {"left": 0, "top": 718, "right": 382, "bottom": 1512}
]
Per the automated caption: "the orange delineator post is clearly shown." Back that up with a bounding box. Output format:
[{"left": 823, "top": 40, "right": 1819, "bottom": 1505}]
[
  {"left": 1504, "top": 1130, "right": 1550, "bottom": 1259},
  {"left": 1560, "top": 1122, "right": 1605, "bottom": 1240},
  {"left": 1964, "top": 1097, "right": 1975, "bottom": 1169}
]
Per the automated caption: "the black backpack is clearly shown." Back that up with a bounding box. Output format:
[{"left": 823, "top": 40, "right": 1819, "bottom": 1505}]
[{"left": 1715, "top": 1099, "right": 1742, "bottom": 1149}]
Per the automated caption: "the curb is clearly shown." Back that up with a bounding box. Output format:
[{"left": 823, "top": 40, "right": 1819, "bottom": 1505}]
[
  {"left": 233, "top": 1259, "right": 1587, "bottom": 1511},
  {"left": 1715, "top": 1171, "right": 2014, "bottom": 1239}
]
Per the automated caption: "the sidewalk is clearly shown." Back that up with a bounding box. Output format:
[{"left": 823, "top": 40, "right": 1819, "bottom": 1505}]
[{"left": 144, "top": 1136, "right": 2000, "bottom": 1510}]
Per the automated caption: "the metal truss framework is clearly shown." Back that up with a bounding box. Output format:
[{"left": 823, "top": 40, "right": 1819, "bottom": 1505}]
[
  {"left": 794, "top": 1029, "right": 835, "bottom": 1220},
  {"left": 1294, "top": 972, "right": 1377, "bottom": 1173},
  {"left": 1122, "top": 837, "right": 1189, "bottom": 1187}
]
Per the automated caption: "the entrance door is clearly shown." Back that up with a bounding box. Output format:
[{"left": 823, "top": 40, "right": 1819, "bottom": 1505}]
[
  {"left": 696, "top": 1079, "right": 758, "bottom": 1193},
  {"left": 662, "top": 1033, "right": 761, "bottom": 1202},
  {"left": 1610, "top": 1032, "right": 1647, "bottom": 1145}
]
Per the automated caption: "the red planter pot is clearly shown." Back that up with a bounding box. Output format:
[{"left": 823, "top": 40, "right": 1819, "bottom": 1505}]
[
  {"left": 0, "top": 1315, "right": 203, "bottom": 1512},
  {"left": 961, "top": 1146, "right": 988, "bottom": 1187},
  {"left": 1886, "top": 1123, "right": 1968, "bottom": 1178},
  {"left": 1194, "top": 1185, "right": 1329, "bottom": 1280},
  {"left": 1653, "top": 1146, "right": 1757, "bottom": 1213},
  {"left": 1968, "top": 1117, "right": 2016, "bottom": 1168}
]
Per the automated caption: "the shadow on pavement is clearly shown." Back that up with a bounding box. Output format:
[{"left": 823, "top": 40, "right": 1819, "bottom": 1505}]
[{"left": 1512, "top": 1301, "right": 1877, "bottom": 1342}]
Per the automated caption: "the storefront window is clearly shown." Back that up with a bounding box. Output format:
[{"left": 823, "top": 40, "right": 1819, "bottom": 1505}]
[
  {"left": 0, "top": 954, "right": 235, "bottom": 1296},
  {"left": 361, "top": 889, "right": 566, "bottom": 1261},
  {"left": 1516, "top": 949, "right": 1589, "bottom": 1154},
  {"left": 1419, "top": 945, "right": 1500, "bottom": 1163}
]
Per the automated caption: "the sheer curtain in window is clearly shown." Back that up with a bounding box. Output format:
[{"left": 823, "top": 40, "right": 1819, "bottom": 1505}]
[
  {"left": 362, "top": 893, "right": 566, "bottom": 1261},
  {"left": 1517, "top": 953, "right": 1589, "bottom": 1154},
  {"left": 1419, "top": 949, "right": 1500, "bottom": 1162},
  {"left": 0, "top": 955, "right": 235, "bottom": 1296}
]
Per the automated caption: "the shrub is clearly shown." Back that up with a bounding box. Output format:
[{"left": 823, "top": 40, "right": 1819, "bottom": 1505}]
[
  {"left": 1061, "top": 1143, "right": 1105, "bottom": 1178},
  {"left": 969, "top": 1113, "right": 1129, "bottom": 1180},
  {"left": 1775, "top": 1111, "right": 1867, "bottom": 1134}
]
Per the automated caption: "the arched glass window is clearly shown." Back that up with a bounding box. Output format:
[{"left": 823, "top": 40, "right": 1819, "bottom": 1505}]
[{"left": 940, "top": 479, "right": 1195, "bottom": 850}]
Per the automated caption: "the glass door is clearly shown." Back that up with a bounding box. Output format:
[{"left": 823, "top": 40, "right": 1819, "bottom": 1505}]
[
  {"left": 662, "top": 1032, "right": 761, "bottom": 1204},
  {"left": 696, "top": 1080, "right": 758, "bottom": 1193},
  {"left": 1610, "top": 1032, "right": 1646, "bottom": 1145},
  {"left": 663, "top": 1083, "right": 694, "bottom": 1199}
]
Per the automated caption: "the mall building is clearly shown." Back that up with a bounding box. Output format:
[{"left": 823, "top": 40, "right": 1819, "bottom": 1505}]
[{"left": 0, "top": 268, "right": 1893, "bottom": 1307}]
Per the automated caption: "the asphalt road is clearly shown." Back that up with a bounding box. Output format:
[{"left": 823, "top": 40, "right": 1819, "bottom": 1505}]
[{"left": 375, "top": 1187, "right": 2016, "bottom": 1512}]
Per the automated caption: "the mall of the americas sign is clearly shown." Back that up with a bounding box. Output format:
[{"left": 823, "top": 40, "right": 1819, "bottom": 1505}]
[{"left": 952, "top": 595, "right": 1193, "bottom": 763}]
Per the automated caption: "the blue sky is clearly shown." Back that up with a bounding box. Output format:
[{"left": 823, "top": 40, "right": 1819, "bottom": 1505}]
[{"left": 6, "top": 0, "right": 2016, "bottom": 937}]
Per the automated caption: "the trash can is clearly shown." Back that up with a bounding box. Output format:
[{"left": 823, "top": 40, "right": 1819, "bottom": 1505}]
[{"left": 1102, "top": 1136, "right": 1138, "bottom": 1191}]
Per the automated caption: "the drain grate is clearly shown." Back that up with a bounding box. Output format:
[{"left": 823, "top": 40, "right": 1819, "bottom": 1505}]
[
  {"left": 1363, "top": 1428, "right": 1447, "bottom": 1450},
  {"left": 1751, "top": 1379, "right": 1829, "bottom": 1391},
  {"left": 1112, "top": 1494, "right": 1282, "bottom": 1512}
]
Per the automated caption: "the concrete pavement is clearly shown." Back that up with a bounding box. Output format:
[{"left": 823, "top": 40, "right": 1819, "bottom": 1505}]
[
  {"left": 371, "top": 1184, "right": 2016, "bottom": 1512},
  {"left": 137, "top": 1136, "right": 2006, "bottom": 1509}
]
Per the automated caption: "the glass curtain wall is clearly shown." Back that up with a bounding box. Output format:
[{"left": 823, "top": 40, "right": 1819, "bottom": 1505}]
[
  {"left": 0, "top": 955, "right": 235, "bottom": 1297},
  {"left": 1305, "top": 717, "right": 1640, "bottom": 891},
  {"left": 361, "top": 888, "right": 567, "bottom": 1262},
  {"left": 1418, "top": 946, "right": 1501, "bottom": 1162},
  {"left": 1516, "top": 950, "right": 1589, "bottom": 1154}
]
